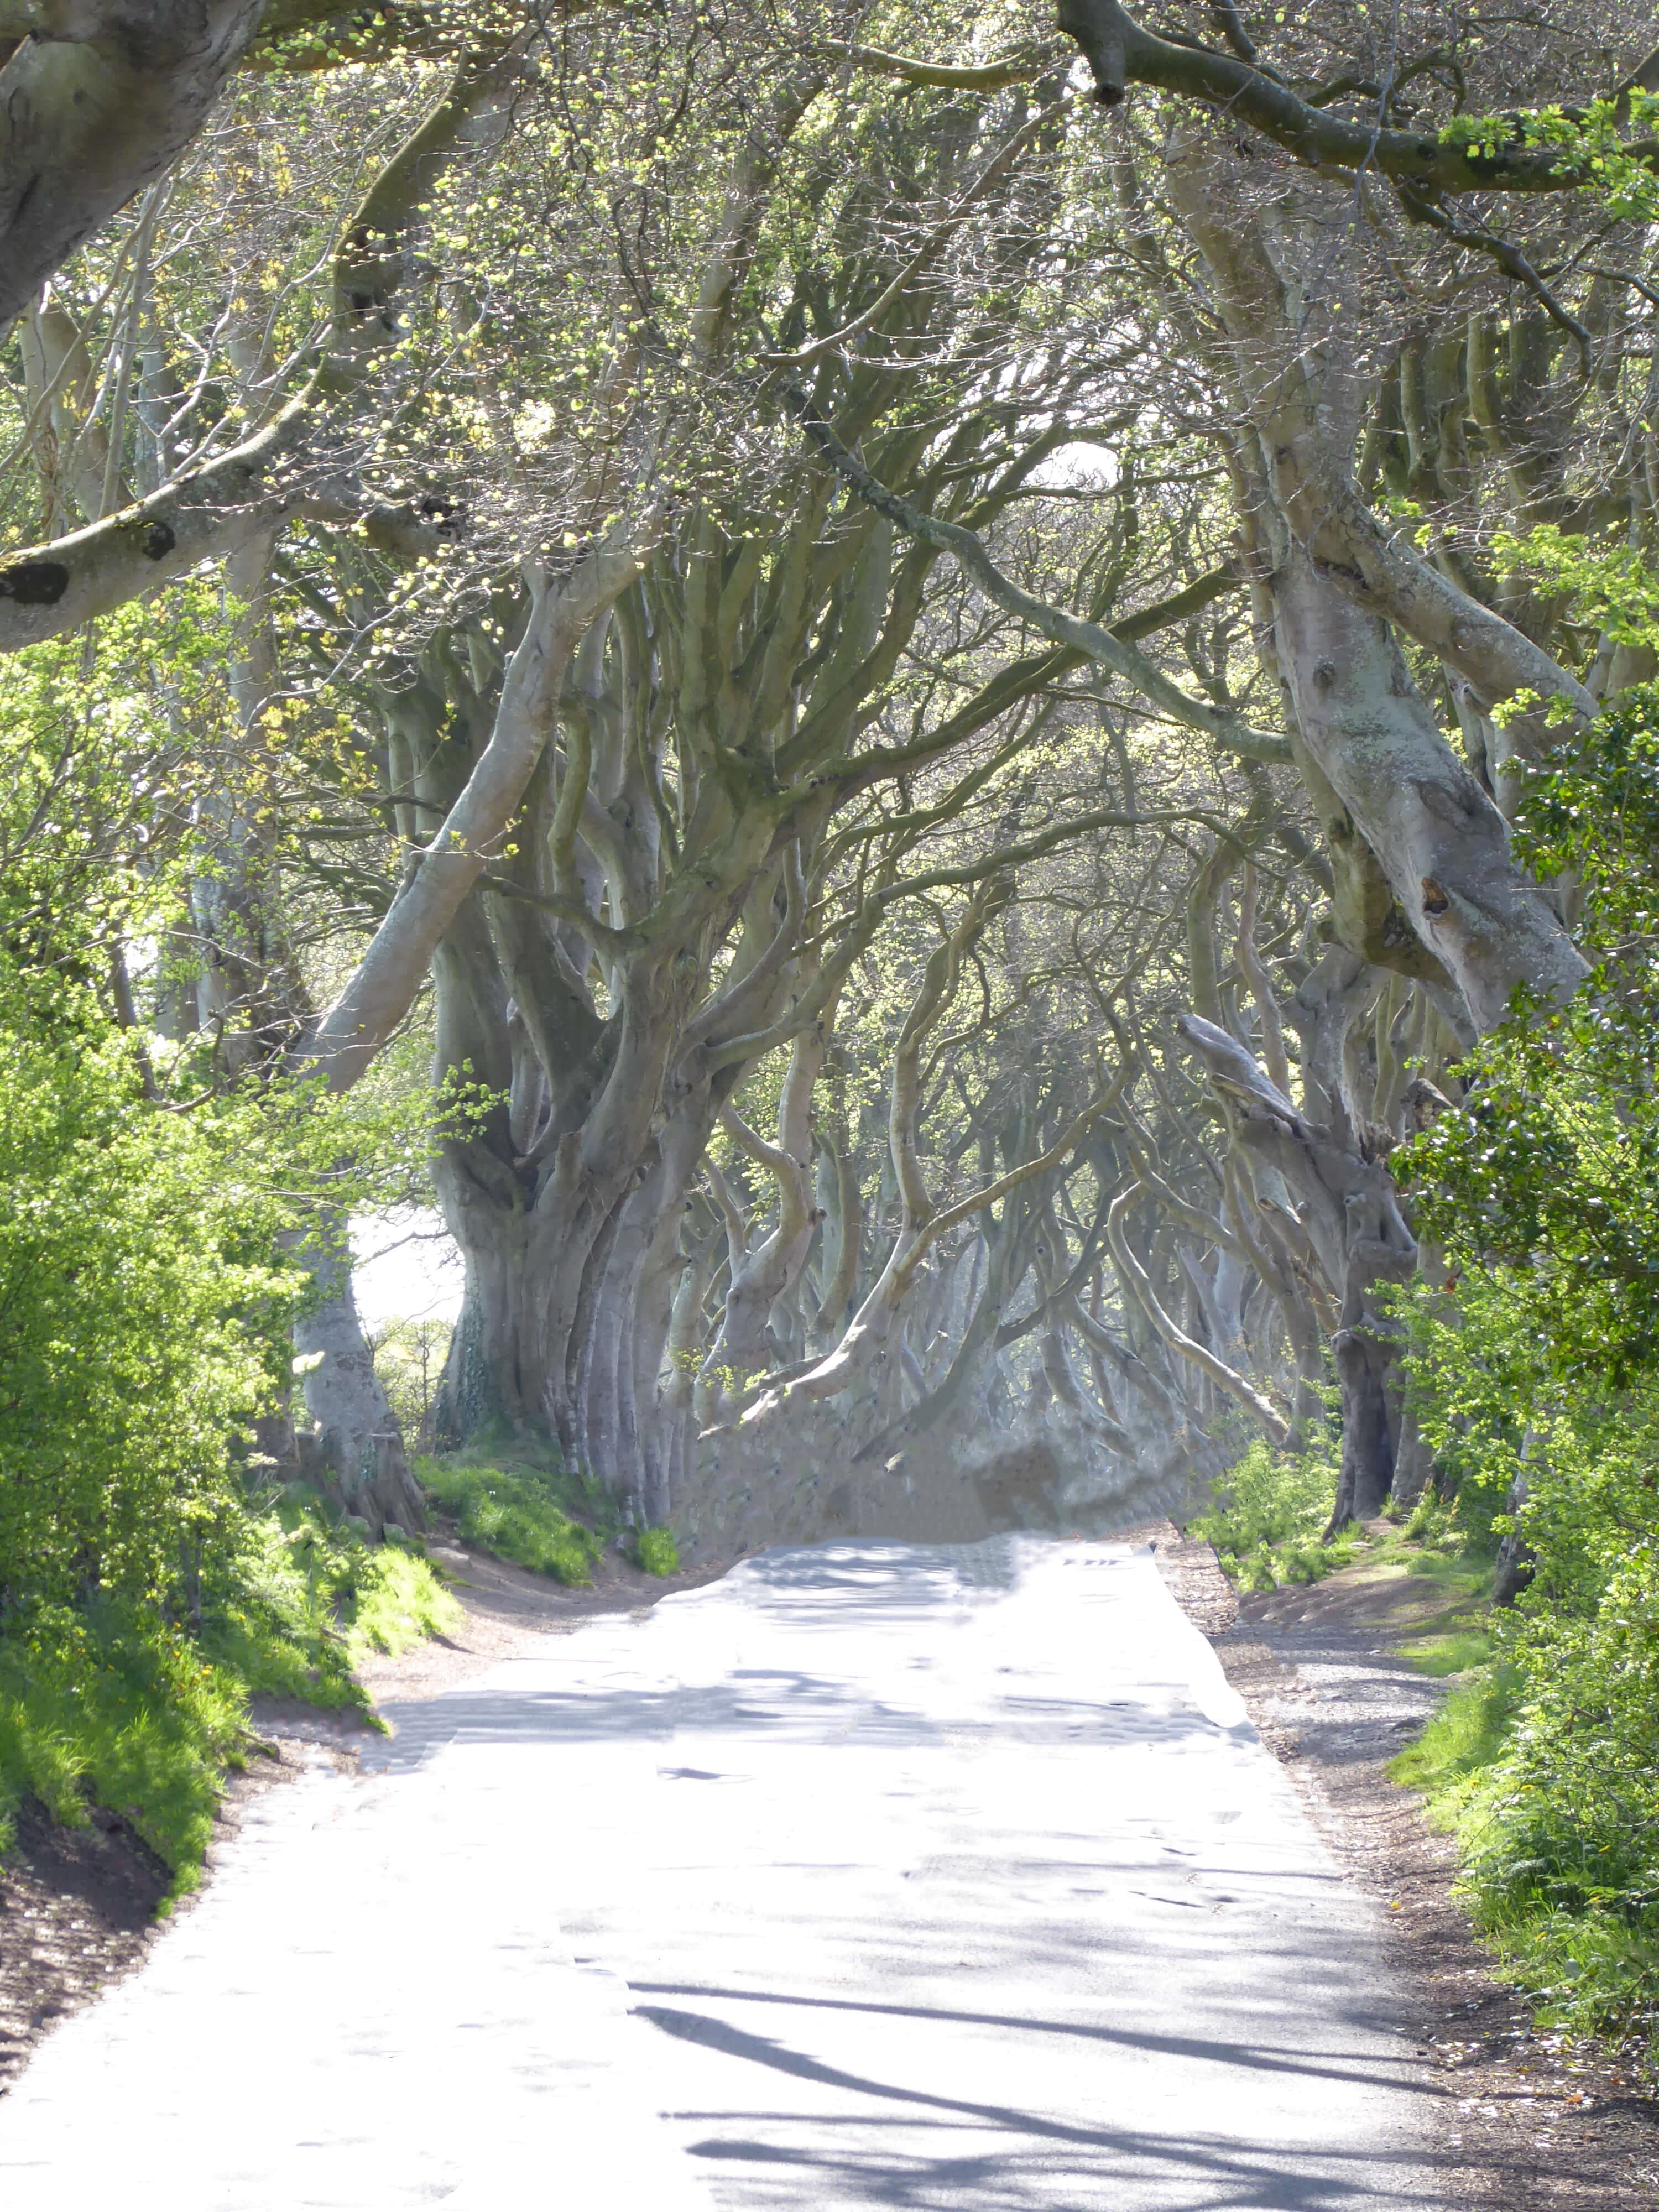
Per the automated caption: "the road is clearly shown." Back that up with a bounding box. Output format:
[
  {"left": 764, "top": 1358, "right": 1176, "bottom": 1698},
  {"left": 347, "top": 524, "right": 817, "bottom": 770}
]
[{"left": 0, "top": 1538, "right": 1439, "bottom": 2209}]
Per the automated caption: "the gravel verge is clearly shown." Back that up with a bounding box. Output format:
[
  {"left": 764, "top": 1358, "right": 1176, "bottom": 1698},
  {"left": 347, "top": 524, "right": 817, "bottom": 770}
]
[{"left": 1144, "top": 1519, "right": 1659, "bottom": 2211}]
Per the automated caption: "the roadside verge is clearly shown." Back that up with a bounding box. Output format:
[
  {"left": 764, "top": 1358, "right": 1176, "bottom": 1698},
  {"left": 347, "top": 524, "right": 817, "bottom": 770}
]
[{"left": 1149, "top": 1521, "right": 1659, "bottom": 2212}]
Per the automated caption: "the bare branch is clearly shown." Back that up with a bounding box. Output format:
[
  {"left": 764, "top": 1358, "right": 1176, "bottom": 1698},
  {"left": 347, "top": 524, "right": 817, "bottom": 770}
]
[{"left": 785, "top": 388, "right": 1291, "bottom": 763}]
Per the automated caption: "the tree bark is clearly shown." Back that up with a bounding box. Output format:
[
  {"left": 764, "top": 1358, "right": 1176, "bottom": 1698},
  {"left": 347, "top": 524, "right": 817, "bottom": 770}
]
[
  {"left": 292, "top": 1223, "right": 426, "bottom": 1534},
  {"left": 0, "top": 2, "right": 266, "bottom": 335}
]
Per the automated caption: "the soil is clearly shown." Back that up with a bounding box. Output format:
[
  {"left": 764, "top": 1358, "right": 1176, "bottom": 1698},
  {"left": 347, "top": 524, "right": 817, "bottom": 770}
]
[
  {"left": 9, "top": 1516, "right": 1659, "bottom": 2212},
  {"left": 1144, "top": 1518, "right": 1659, "bottom": 2211},
  {"left": 0, "top": 1532, "right": 721, "bottom": 2099}
]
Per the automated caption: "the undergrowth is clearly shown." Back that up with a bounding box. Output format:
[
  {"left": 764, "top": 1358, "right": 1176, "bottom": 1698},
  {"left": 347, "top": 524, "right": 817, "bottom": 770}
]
[
  {"left": 416, "top": 1446, "right": 610, "bottom": 1584},
  {"left": 633, "top": 1525, "right": 680, "bottom": 1577},
  {"left": 0, "top": 1505, "right": 461, "bottom": 1905},
  {"left": 1391, "top": 1557, "right": 1659, "bottom": 2066},
  {"left": 1389, "top": 1646, "right": 1659, "bottom": 2060},
  {"left": 1187, "top": 1437, "right": 1357, "bottom": 1590},
  {"left": 0, "top": 1603, "right": 248, "bottom": 1892},
  {"left": 415, "top": 1441, "right": 682, "bottom": 1581}
]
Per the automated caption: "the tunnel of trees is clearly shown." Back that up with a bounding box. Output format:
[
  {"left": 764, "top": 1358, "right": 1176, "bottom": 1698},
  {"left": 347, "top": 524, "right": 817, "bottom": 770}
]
[{"left": 6, "top": 0, "right": 1659, "bottom": 2048}]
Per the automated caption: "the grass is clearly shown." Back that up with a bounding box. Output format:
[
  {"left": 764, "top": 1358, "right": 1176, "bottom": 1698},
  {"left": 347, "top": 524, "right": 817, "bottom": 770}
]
[
  {"left": 415, "top": 1439, "right": 683, "bottom": 1582},
  {"left": 1385, "top": 1596, "right": 1659, "bottom": 2064},
  {"left": 1384, "top": 1666, "right": 1659, "bottom": 2052},
  {"left": 0, "top": 1603, "right": 252, "bottom": 1900},
  {"left": 0, "top": 1504, "right": 465, "bottom": 1905},
  {"left": 1390, "top": 1663, "right": 1517, "bottom": 1797},
  {"left": 342, "top": 1538, "right": 465, "bottom": 1663},
  {"left": 1397, "top": 1625, "right": 1494, "bottom": 1675},
  {"left": 1200, "top": 1459, "right": 1659, "bottom": 2063},
  {"left": 415, "top": 1444, "right": 610, "bottom": 1584},
  {"left": 633, "top": 1525, "right": 680, "bottom": 1577}
]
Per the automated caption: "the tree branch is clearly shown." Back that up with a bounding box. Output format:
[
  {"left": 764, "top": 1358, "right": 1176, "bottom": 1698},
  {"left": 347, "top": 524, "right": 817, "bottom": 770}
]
[
  {"left": 0, "top": 1, "right": 266, "bottom": 333},
  {"left": 785, "top": 385, "right": 1290, "bottom": 762},
  {"left": 1106, "top": 1180, "right": 1290, "bottom": 1442},
  {"left": 1053, "top": 0, "right": 1655, "bottom": 196}
]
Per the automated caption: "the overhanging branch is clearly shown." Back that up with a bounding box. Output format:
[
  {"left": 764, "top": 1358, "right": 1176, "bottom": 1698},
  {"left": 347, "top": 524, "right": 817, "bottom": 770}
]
[
  {"left": 785, "top": 386, "right": 1290, "bottom": 764},
  {"left": 1053, "top": 0, "right": 1656, "bottom": 195}
]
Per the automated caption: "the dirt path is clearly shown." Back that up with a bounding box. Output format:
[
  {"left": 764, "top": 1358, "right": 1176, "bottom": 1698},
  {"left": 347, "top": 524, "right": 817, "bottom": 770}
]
[{"left": 1146, "top": 1526, "right": 1659, "bottom": 2211}]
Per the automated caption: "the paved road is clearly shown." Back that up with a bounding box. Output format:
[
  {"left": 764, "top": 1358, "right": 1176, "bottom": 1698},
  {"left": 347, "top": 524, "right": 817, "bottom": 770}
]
[{"left": 0, "top": 1539, "right": 1439, "bottom": 2209}]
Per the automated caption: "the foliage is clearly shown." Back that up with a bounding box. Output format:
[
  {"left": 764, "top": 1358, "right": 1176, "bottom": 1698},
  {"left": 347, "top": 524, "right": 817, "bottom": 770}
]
[
  {"left": 370, "top": 1315, "right": 456, "bottom": 1448},
  {"left": 416, "top": 1451, "right": 609, "bottom": 1584},
  {"left": 0, "top": 597, "right": 457, "bottom": 1891},
  {"left": 0, "top": 952, "right": 441, "bottom": 1619},
  {"left": 1442, "top": 91, "right": 1659, "bottom": 226},
  {"left": 1187, "top": 1437, "right": 1356, "bottom": 1591},
  {"left": 1391, "top": 673, "right": 1659, "bottom": 2060},
  {"left": 633, "top": 1527, "right": 681, "bottom": 1578},
  {"left": 0, "top": 957, "right": 298, "bottom": 1614}
]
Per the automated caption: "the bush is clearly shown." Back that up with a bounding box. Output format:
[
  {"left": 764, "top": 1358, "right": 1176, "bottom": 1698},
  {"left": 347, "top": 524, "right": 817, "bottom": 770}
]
[
  {"left": 0, "top": 974, "right": 301, "bottom": 1613},
  {"left": 0, "top": 614, "right": 458, "bottom": 1901},
  {"left": 1187, "top": 1438, "right": 1355, "bottom": 1590},
  {"left": 416, "top": 1453, "right": 606, "bottom": 1584},
  {"left": 1384, "top": 675, "right": 1659, "bottom": 2060},
  {"left": 1393, "top": 1641, "right": 1659, "bottom": 2054},
  {"left": 634, "top": 1526, "right": 680, "bottom": 1577}
]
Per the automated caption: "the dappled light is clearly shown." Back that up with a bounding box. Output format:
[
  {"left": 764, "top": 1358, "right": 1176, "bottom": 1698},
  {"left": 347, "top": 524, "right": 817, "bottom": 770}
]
[{"left": 2, "top": 0, "right": 1658, "bottom": 2197}]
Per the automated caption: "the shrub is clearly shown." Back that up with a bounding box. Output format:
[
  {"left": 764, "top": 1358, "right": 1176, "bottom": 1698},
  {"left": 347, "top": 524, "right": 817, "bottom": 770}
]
[
  {"left": 634, "top": 1526, "right": 680, "bottom": 1577},
  {"left": 0, "top": 978, "right": 301, "bottom": 1614},
  {"left": 1384, "top": 675, "right": 1659, "bottom": 2059},
  {"left": 1187, "top": 1438, "right": 1355, "bottom": 1589},
  {"left": 0, "top": 614, "right": 457, "bottom": 1900}
]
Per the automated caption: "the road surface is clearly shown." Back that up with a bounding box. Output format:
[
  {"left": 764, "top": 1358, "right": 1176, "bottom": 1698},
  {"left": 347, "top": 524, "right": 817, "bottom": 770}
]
[{"left": 0, "top": 1538, "right": 1439, "bottom": 2208}]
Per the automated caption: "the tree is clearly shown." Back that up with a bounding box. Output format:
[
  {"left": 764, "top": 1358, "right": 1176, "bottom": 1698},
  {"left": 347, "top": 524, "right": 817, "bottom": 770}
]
[{"left": 6, "top": 0, "right": 1655, "bottom": 1549}]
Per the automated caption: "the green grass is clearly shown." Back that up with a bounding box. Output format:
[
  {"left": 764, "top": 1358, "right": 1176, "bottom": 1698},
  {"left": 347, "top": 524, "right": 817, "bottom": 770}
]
[
  {"left": 1389, "top": 1663, "right": 1659, "bottom": 2058},
  {"left": 1390, "top": 1664, "right": 1517, "bottom": 1796},
  {"left": 342, "top": 1540, "right": 465, "bottom": 1662},
  {"left": 1398, "top": 1626, "right": 1494, "bottom": 1676},
  {"left": 633, "top": 1526, "right": 680, "bottom": 1577},
  {"left": 0, "top": 1603, "right": 252, "bottom": 1901},
  {"left": 1402, "top": 1545, "right": 1490, "bottom": 1591},
  {"left": 205, "top": 1503, "right": 462, "bottom": 1690},
  {"left": 416, "top": 1448, "right": 608, "bottom": 1584},
  {"left": 0, "top": 1506, "right": 465, "bottom": 1906}
]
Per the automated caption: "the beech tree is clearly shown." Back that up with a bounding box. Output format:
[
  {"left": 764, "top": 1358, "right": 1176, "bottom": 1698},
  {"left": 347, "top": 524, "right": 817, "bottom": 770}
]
[{"left": 4, "top": 0, "right": 1658, "bottom": 1546}]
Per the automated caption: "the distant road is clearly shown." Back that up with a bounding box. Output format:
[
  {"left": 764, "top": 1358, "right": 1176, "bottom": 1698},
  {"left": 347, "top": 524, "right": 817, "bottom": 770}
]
[{"left": 0, "top": 1539, "right": 1439, "bottom": 2209}]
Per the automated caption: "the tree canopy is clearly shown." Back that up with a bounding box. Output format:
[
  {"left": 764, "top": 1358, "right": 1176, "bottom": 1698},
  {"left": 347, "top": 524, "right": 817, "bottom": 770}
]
[{"left": 7, "top": 0, "right": 1659, "bottom": 2043}]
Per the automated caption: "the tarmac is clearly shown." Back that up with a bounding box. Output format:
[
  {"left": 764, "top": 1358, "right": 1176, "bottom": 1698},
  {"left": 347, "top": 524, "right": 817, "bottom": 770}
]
[{"left": 0, "top": 1537, "right": 1442, "bottom": 2208}]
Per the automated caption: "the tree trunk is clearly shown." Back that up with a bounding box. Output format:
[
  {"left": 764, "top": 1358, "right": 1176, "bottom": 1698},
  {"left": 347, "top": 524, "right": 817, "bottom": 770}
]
[{"left": 292, "top": 1226, "right": 426, "bottom": 1536}]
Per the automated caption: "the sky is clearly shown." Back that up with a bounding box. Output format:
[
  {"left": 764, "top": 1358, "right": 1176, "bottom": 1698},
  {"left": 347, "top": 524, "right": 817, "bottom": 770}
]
[{"left": 351, "top": 1208, "right": 466, "bottom": 1333}]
